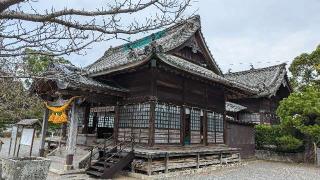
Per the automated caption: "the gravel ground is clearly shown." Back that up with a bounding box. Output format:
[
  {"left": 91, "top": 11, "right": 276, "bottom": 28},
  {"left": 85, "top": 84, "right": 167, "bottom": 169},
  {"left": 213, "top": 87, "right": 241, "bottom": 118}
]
[
  {"left": 1, "top": 138, "right": 318, "bottom": 180},
  {"left": 174, "top": 160, "right": 320, "bottom": 180},
  {"left": 47, "top": 160, "right": 320, "bottom": 180}
]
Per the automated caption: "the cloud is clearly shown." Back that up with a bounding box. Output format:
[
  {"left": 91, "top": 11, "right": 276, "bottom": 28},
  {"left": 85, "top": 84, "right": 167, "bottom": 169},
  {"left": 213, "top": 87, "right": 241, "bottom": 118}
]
[{"left": 41, "top": 0, "right": 320, "bottom": 73}]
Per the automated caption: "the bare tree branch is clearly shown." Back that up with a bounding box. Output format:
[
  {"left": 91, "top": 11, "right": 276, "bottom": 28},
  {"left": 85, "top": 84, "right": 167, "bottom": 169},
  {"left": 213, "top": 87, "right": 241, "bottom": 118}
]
[{"left": 0, "top": 0, "right": 192, "bottom": 57}]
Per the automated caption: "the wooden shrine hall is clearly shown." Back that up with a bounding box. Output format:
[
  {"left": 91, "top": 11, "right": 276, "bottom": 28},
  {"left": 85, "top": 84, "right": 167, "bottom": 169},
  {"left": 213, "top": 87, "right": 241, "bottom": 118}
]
[
  {"left": 32, "top": 16, "right": 266, "bottom": 178},
  {"left": 225, "top": 64, "right": 292, "bottom": 125}
]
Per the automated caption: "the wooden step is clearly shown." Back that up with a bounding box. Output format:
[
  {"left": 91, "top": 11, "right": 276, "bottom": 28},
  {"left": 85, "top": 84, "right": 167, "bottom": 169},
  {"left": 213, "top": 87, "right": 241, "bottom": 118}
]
[
  {"left": 86, "top": 170, "right": 102, "bottom": 177},
  {"left": 90, "top": 165, "right": 105, "bottom": 172},
  {"left": 100, "top": 156, "right": 120, "bottom": 162},
  {"left": 110, "top": 152, "right": 129, "bottom": 157},
  {"left": 96, "top": 161, "right": 114, "bottom": 167}
]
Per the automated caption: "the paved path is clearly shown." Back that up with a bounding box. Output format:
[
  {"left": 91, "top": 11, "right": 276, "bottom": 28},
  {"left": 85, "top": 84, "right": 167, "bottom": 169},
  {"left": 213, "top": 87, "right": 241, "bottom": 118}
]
[{"left": 175, "top": 160, "right": 320, "bottom": 180}]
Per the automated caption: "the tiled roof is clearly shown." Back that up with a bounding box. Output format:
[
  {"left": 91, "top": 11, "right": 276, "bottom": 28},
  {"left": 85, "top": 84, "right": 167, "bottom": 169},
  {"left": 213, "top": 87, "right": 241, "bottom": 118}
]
[
  {"left": 224, "top": 63, "right": 290, "bottom": 98},
  {"left": 225, "top": 102, "right": 247, "bottom": 112},
  {"left": 157, "top": 54, "right": 259, "bottom": 94},
  {"left": 40, "top": 63, "right": 128, "bottom": 93},
  {"left": 86, "top": 15, "right": 222, "bottom": 76},
  {"left": 16, "top": 119, "right": 40, "bottom": 126}
]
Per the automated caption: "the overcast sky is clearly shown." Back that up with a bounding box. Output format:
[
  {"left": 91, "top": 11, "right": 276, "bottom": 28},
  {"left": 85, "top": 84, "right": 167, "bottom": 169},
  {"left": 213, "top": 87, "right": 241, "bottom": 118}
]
[{"left": 60, "top": 0, "right": 320, "bottom": 73}]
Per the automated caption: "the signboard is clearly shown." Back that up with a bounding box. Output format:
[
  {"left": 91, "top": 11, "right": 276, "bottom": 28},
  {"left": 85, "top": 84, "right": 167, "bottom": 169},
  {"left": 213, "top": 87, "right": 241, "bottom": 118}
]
[
  {"left": 90, "top": 106, "right": 115, "bottom": 112},
  {"left": 20, "top": 128, "right": 35, "bottom": 146}
]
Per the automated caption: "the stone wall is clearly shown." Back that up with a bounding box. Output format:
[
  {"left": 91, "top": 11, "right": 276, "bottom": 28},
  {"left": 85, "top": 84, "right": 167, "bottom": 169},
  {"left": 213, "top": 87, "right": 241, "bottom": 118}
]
[{"left": 255, "top": 150, "right": 305, "bottom": 163}]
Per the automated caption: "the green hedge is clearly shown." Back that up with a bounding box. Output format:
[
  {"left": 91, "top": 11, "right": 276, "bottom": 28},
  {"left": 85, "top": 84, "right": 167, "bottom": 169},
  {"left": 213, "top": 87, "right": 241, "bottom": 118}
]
[
  {"left": 275, "top": 135, "right": 303, "bottom": 152},
  {"left": 255, "top": 124, "right": 303, "bottom": 152},
  {"left": 255, "top": 124, "right": 281, "bottom": 149}
]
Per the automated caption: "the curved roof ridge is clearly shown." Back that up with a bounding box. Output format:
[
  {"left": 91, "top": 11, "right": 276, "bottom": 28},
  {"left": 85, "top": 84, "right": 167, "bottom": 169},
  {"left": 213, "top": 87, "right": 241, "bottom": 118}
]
[
  {"left": 107, "top": 15, "right": 201, "bottom": 53},
  {"left": 85, "top": 15, "right": 202, "bottom": 76},
  {"left": 224, "top": 63, "right": 289, "bottom": 98},
  {"left": 225, "top": 63, "right": 286, "bottom": 76}
]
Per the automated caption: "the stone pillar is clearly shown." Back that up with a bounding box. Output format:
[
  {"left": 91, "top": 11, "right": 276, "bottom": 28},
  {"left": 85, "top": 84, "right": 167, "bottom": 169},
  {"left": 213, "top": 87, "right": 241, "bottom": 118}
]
[
  {"left": 39, "top": 108, "right": 49, "bottom": 157},
  {"left": 64, "top": 102, "right": 79, "bottom": 170}
]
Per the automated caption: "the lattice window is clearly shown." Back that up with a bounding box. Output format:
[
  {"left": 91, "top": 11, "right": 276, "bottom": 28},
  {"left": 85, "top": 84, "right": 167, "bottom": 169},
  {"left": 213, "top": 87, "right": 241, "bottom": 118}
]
[
  {"left": 119, "top": 106, "right": 132, "bottom": 128},
  {"left": 207, "top": 112, "right": 215, "bottom": 132},
  {"left": 88, "top": 112, "right": 94, "bottom": 127},
  {"left": 190, "top": 108, "right": 201, "bottom": 130},
  {"left": 97, "top": 112, "right": 105, "bottom": 127},
  {"left": 155, "top": 103, "right": 181, "bottom": 129},
  {"left": 104, "top": 113, "right": 115, "bottom": 128},
  {"left": 132, "top": 103, "right": 150, "bottom": 128},
  {"left": 239, "top": 113, "right": 260, "bottom": 124},
  {"left": 215, "top": 113, "right": 224, "bottom": 132},
  {"left": 119, "top": 103, "right": 150, "bottom": 128},
  {"left": 77, "top": 108, "right": 85, "bottom": 127},
  {"left": 96, "top": 112, "right": 115, "bottom": 128}
]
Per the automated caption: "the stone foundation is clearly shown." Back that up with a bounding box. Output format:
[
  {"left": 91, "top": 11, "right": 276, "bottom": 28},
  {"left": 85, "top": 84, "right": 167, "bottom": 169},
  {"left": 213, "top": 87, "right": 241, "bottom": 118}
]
[
  {"left": 255, "top": 150, "right": 305, "bottom": 163},
  {"left": 77, "top": 134, "right": 96, "bottom": 145}
]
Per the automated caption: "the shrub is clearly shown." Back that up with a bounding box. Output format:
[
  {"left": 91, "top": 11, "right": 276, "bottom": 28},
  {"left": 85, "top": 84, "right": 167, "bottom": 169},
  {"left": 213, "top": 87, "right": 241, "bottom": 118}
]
[
  {"left": 275, "top": 135, "right": 303, "bottom": 152},
  {"left": 255, "top": 124, "right": 281, "bottom": 149}
]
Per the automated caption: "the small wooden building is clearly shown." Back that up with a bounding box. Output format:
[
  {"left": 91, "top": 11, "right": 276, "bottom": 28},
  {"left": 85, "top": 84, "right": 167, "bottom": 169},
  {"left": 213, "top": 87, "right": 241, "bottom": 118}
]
[
  {"left": 225, "top": 102, "right": 255, "bottom": 158},
  {"left": 225, "top": 64, "right": 292, "bottom": 124}
]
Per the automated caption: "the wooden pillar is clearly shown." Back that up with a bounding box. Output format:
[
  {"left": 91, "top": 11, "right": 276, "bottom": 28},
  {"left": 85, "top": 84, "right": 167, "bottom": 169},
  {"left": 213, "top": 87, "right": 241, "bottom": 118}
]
[
  {"left": 82, "top": 105, "right": 90, "bottom": 134},
  {"left": 203, "top": 111, "right": 208, "bottom": 146},
  {"left": 148, "top": 101, "right": 156, "bottom": 147},
  {"left": 196, "top": 153, "right": 200, "bottom": 169},
  {"left": 114, "top": 104, "right": 120, "bottom": 145},
  {"left": 39, "top": 108, "right": 49, "bottom": 157},
  {"left": 165, "top": 153, "right": 169, "bottom": 173},
  {"left": 147, "top": 157, "right": 152, "bottom": 175},
  {"left": 180, "top": 106, "right": 185, "bottom": 145},
  {"left": 223, "top": 95, "right": 228, "bottom": 144},
  {"left": 65, "top": 102, "right": 79, "bottom": 170}
]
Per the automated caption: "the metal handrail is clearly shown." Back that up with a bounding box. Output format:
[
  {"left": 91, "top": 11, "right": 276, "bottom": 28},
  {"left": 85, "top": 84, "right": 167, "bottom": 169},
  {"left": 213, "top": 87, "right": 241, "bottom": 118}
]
[
  {"left": 103, "top": 135, "right": 135, "bottom": 168},
  {"left": 88, "top": 134, "right": 114, "bottom": 168}
]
